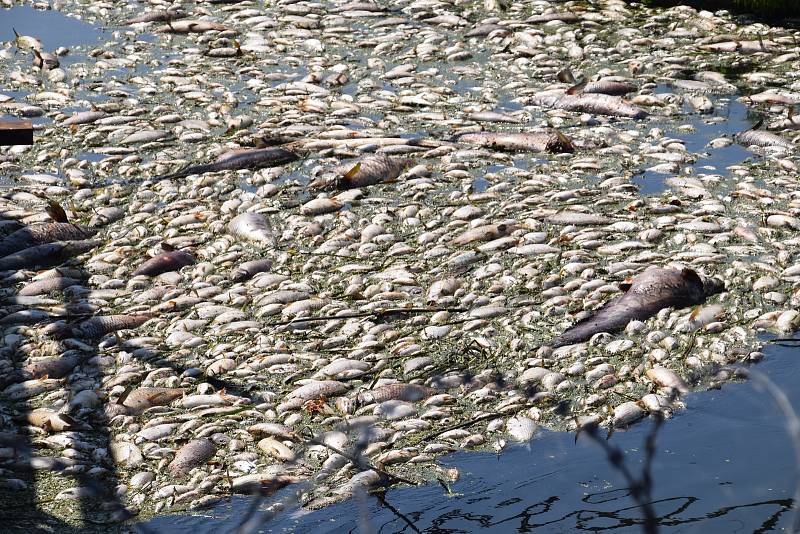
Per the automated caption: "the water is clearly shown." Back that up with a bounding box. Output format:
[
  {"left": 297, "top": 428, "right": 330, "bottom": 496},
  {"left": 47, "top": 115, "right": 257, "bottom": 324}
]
[
  {"left": 0, "top": 6, "right": 104, "bottom": 50},
  {"left": 633, "top": 87, "right": 757, "bottom": 196},
  {"left": 142, "top": 335, "right": 800, "bottom": 533}
]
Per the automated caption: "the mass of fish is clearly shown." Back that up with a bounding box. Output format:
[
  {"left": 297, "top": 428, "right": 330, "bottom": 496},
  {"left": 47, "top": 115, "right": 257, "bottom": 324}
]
[{"left": 0, "top": 0, "right": 798, "bottom": 528}]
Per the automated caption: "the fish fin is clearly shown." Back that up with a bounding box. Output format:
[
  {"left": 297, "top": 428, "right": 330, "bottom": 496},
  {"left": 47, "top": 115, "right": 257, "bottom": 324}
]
[
  {"left": 12, "top": 28, "right": 20, "bottom": 40},
  {"left": 751, "top": 118, "right": 764, "bottom": 131},
  {"left": 566, "top": 79, "right": 587, "bottom": 95},
  {"left": 32, "top": 49, "right": 42, "bottom": 60},
  {"left": 557, "top": 68, "right": 576, "bottom": 84},
  {"left": 343, "top": 161, "right": 362, "bottom": 180},
  {"left": 789, "top": 107, "right": 795, "bottom": 121},
  {"left": 553, "top": 128, "right": 575, "bottom": 152},
  {"left": 117, "top": 385, "right": 134, "bottom": 405},
  {"left": 45, "top": 199, "right": 69, "bottom": 223},
  {"left": 618, "top": 281, "right": 632, "bottom": 292},
  {"left": 758, "top": 32, "right": 765, "bottom": 51},
  {"left": 160, "top": 242, "right": 175, "bottom": 252}
]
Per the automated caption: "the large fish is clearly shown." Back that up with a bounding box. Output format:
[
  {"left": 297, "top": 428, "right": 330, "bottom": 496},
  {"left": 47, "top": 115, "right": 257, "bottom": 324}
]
[
  {"left": 551, "top": 268, "right": 724, "bottom": 348},
  {"left": 529, "top": 90, "right": 648, "bottom": 119},
  {"left": 457, "top": 130, "right": 574, "bottom": 153},
  {"left": 735, "top": 120, "right": 794, "bottom": 150},
  {"left": 142, "top": 147, "right": 299, "bottom": 185},
  {"left": 309, "top": 155, "right": 412, "bottom": 190},
  {"left": 0, "top": 240, "right": 100, "bottom": 271},
  {"left": 0, "top": 223, "right": 97, "bottom": 258}
]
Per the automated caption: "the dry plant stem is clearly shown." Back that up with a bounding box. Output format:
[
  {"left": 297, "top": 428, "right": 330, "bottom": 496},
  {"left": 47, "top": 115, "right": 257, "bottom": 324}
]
[
  {"left": 582, "top": 416, "right": 663, "bottom": 534},
  {"left": 740, "top": 368, "right": 800, "bottom": 533}
]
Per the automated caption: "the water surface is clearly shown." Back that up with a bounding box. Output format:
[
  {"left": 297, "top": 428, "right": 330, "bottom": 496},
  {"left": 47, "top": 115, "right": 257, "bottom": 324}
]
[{"left": 142, "top": 336, "right": 799, "bottom": 533}]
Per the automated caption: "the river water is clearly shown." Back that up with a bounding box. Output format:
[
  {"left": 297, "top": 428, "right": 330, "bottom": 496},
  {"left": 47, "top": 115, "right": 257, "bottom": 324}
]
[
  {"left": 2, "top": 4, "right": 798, "bottom": 534},
  {"left": 141, "top": 334, "right": 799, "bottom": 533}
]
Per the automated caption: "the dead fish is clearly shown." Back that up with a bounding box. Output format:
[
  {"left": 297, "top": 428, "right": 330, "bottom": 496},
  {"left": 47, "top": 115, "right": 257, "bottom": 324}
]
[
  {"left": 700, "top": 39, "right": 777, "bottom": 53},
  {"left": 310, "top": 155, "right": 411, "bottom": 190},
  {"left": 581, "top": 79, "right": 638, "bottom": 96},
  {"left": 358, "top": 383, "right": 436, "bottom": 405},
  {"left": 169, "top": 439, "right": 216, "bottom": 478},
  {"left": 23, "top": 409, "right": 81, "bottom": 432},
  {"left": 465, "top": 23, "right": 505, "bottom": 37},
  {"left": 18, "top": 277, "right": 79, "bottom": 296},
  {"left": 530, "top": 91, "right": 648, "bottom": 119},
  {"left": 457, "top": 130, "right": 574, "bottom": 153},
  {"left": 0, "top": 223, "right": 97, "bottom": 258},
  {"left": 0, "top": 240, "right": 100, "bottom": 271},
  {"left": 546, "top": 211, "right": 612, "bottom": 226},
  {"left": 12, "top": 28, "right": 42, "bottom": 51},
  {"left": 61, "top": 111, "right": 107, "bottom": 126},
  {"left": 65, "top": 314, "right": 152, "bottom": 339},
  {"left": 525, "top": 12, "right": 580, "bottom": 24},
  {"left": 468, "top": 111, "right": 521, "bottom": 123},
  {"left": 125, "top": 9, "right": 187, "bottom": 24},
  {"left": 735, "top": 120, "right": 794, "bottom": 150},
  {"left": 23, "top": 351, "right": 83, "bottom": 379},
  {"left": 552, "top": 268, "right": 724, "bottom": 347},
  {"left": 231, "top": 258, "right": 273, "bottom": 281},
  {"left": 453, "top": 223, "right": 516, "bottom": 245},
  {"left": 32, "top": 50, "right": 59, "bottom": 70},
  {"left": 122, "top": 387, "right": 187, "bottom": 414},
  {"left": 147, "top": 147, "right": 298, "bottom": 184},
  {"left": 613, "top": 401, "right": 645, "bottom": 428},
  {"left": 155, "top": 20, "right": 228, "bottom": 33},
  {"left": 287, "top": 380, "right": 348, "bottom": 401},
  {"left": 745, "top": 90, "right": 800, "bottom": 105},
  {"left": 132, "top": 249, "right": 195, "bottom": 277},
  {"left": 228, "top": 213, "right": 276, "bottom": 244},
  {"left": 645, "top": 367, "right": 689, "bottom": 394}
]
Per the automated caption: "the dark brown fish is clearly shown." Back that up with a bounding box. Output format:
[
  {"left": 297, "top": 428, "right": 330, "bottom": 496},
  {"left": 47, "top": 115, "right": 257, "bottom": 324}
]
[
  {"left": 169, "top": 439, "right": 216, "bottom": 478},
  {"left": 132, "top": 250, "right": 195, "bottom": 277},
  {"left": 0, "top": 240, "right": 100, "bottom": 271},
  {"left": 231, "top": 258, "right": 273, "bottom": 282},
  {"left": 530, "top": 91, "right": 648, "bottom": 119},
  {"left": 146, "top": 147, "right": 298, "bottom": 184},
  {"left": 0, "top": 223, "right": 97, "bottom": 258},
  {"left": 310, "top": 155, "right": 411, "bottom": 190},
  {"left": 65, "top": 314, "right": 152, "bottom": 339},
  {"left": 551, "top": 268, "right": 724, "bottom": 348},
  {"left": 23, "top": 351, "right": 84, "bottom": 379},
  {"left": 582, "top": 79, "right": 637, "bottom": 96},
  {"left": 457, "top": 130, "right": 574, "bottom": 153},
  {"left": 122, "top": 387, "right": 187, "bottom": 414},
  {"left": 154, "top": 20, "right": 228, "bottom": 33},
  {"left": 465, "top": 23, "right": 505, "bottom": 37}
]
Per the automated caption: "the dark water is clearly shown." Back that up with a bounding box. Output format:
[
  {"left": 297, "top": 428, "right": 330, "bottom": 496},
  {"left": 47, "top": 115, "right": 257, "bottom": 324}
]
[{"left": 142, "top": 336, "right": 799, "bottom": 534}]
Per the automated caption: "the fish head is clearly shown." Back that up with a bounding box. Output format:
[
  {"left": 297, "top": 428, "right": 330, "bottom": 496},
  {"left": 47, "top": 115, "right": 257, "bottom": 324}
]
[{"left": 701, "top": 275, "right": 725, "bottom": 298}]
